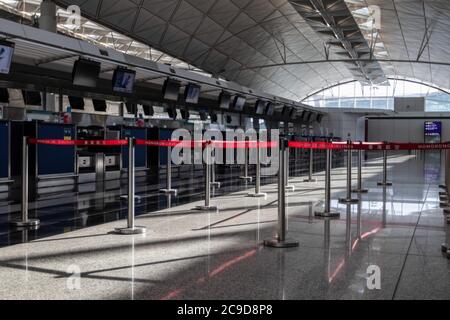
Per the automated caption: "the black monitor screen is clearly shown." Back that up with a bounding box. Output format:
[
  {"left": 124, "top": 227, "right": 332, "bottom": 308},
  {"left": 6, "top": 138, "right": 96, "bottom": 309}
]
[
  {"left": 255, "top": 100, "right": 267, "bottom": 115},
  {"left": 218, "top": 92, "right": 231, "bottom": 110},
  {"left": 0, "top": 88, "right": 9, "bottom": 103},
  {"left": 22, "top": 90, "right": 41, "bottom": 106},
  {"left": 72, "top": 58, "right": 101, "bottom": 87},
  {"left": 233, "top": 96, "right": 246, "bottom": 111},
  {"left": 69, "top": 96, "right": 84, "bottom": 110},
  {"left": 316, "top": 114, "right": 323, "bottom": 123},
  {"left": 162, "top": 79, "right": 181, "bottom": 101},
  {"left": 184, "top": 84, "right": 201, "bottom": 104},
  {"left": 92, "top": 99, "right": 107, "bottom": 112},
  {"left": 125, "top": 102, "right": 136, "bottom": 114},
  {"left": 282, "top": 106, "right": 291, "bottom": 116},
  {"left": 181, "top": 109, "right": 190, "bottom": 120},
  {"left": 0, "top": 40, "right": 14, "bottom": 75},
  {"left": 210, "top": 113, "right": 218, "bottom": 123},
  {"left": 306, "top": 112, "right": 314, "bottom": 123},
  {"left": 143, "top": 105, "right": 154, "bottom": 116},
  {"left": 266, "top": 103, "right": 275, "bottom": 116},
  {"left": 167, "top": 107, "right": 177, "bottom": 120},
  {"left": 112, "top": 67, "right": 135, "bottom": 94},
  {"left": 199, "top": 111, "right": 207, "bottom": 121}
]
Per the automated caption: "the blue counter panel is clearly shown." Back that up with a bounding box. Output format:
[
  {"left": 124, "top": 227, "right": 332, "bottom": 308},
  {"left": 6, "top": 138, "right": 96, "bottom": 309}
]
[
  {"left": 37, "top": 124, "right": 75, "bottom": 176},
  {"left": 122, "top": 128, "right": 147, "bottom": 168},
  {"left": 0, "top": 122, "right": 9, "bottom": 179}
]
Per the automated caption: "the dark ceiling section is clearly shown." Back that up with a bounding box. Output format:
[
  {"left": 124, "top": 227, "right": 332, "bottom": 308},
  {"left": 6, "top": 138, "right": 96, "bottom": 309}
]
[{"left": 289, "top": 0, "right": 386, "bottom": 85}]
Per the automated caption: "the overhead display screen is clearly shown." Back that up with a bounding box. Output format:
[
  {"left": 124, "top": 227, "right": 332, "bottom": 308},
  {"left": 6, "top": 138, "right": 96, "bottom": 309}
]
[
  {"left": 424, "top": 121, "right": 442, "bottom": 143},
  {"left": 184, "top": 83, "right": 201, "bottom": 104},
  {"left": 424, "top": 121, "right": 441, "bottom": 136},
  {"left": 162, "top": 78, "right": 181, "bottom": 101},
  {"left": 112, "top": 67, "right": 136, "bottom": 94},
  {"left": 0, "top": 40, "right": 14, "bottom": 75},
  {"left": 72, "top": 58, "right": 101, "bottom": 88}
]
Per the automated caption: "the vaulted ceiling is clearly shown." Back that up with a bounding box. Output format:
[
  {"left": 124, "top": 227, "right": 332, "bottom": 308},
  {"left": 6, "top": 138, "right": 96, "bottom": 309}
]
[{"left": 53, "top": 0, "right": 450, "bottom": 101}]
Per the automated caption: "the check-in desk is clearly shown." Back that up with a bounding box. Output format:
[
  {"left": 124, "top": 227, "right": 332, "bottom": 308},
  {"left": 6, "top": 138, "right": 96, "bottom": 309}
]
[{"left": 0, "top": 120, "right": 12, "bottom": 199}]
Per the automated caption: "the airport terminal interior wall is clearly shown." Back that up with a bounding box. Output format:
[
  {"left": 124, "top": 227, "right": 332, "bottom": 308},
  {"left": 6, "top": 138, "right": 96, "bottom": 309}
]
[
  {"left": 368, "top": 117, "right": 450, "bottom": 143},
  {"left": 314, "top": 112, "right": 365, "bottom": 141}
]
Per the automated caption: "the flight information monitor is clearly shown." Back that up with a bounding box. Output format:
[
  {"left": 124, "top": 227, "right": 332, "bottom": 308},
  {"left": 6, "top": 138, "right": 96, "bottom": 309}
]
[
  {"left": 424, "top": 121, "right": 441, "bottom": 143},
  {"left": 0, "top": 40, "right": 14, "bottom": 75},
  {"left": 112, "top": 67, "right": 136, "bottom": 94}
]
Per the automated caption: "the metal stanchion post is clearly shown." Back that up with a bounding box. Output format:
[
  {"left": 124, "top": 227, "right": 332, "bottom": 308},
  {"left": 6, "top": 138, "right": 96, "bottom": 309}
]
[
  {"left": 315, "top": 148, "right": 340, "bottom": 219},
  {"left": 377, "top": 142, "right": 392, "bottom": 186},
  {"left": 339, "top": 141, "right": 359, "bottom": 204},
  {"left": 11, "top": 137, "right": 40, "bottom": 228},
  {"left": 115, "top": 137, "right": 146, "bottom": 234},
  {"left": 210, "top": 155, "right": 221, "bottom": 188},
  {"left": 264, "top": 138, "right": 299, "bottom": 248},
  {"left": 304, "top": 146, "right": 317, "bottom": 182},
  {"left": 285, "top": 146, "right": 295, "bottom": 191},
  {"left": 352, "top": 142, "right": 368, "bottom": 193},
  {"left": 248, "top": 141, "right": 267, "bottom": 198},
  {"left": 194, "top": 142, "right": 218, "bottom": 211},
  {"left": 239, "top": 146, "right": 252, "bottom": 182},
  {"left": 160, "top": 146, "right": 177, "bottom": 195}
]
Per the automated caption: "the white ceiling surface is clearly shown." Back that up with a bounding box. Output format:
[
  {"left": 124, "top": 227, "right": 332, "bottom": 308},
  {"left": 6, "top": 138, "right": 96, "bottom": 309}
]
[{"left": 54, "top": 0, "right": 450, "bottom": 100}]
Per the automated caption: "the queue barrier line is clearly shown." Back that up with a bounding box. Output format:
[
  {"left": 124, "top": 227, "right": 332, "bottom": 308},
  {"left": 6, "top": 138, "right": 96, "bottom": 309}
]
[
  {"left": 288, "top": 141, "right": 450, "bottom": 150},
  {"left": 27, "top": 138, "right": 279, "bottom": 149}
]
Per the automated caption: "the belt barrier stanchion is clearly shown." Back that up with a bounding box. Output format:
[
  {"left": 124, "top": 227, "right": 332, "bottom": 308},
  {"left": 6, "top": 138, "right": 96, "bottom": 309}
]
[
  {"left": 248, "top": 141, "right": 267, "bottom": 198},
  {"left": 210, "top": 155, "right": 221, "bottom": 188},
  {"left": 239, "top": 145, "right": 252, "bottom": 182},
  {"left": 285, "top": 146, "right": 295, "bottom": 191},
  {"left": 10, "top": 136, "right": 40, "bottom": 228},
  {"left": 377, "top": 141, "right": 392, "bottom": 186},
  {"left": 264, "top": 138, "right": 299, "bottom": 248},
  {"left": 304, "top": 145, "right": 316, "bottom": 182},
  {"left": 159, "top": 146, "right": 177, "bottom": 196},
  {"left": 194, "top": 141, "right": 218, "bottom": 211},
  {"left": 339, "top": 140, "right": 359, "bottom": 204},
  {"left": 352, "top": 141, "right": 369, "bottom": 193},
  {"left": 315, "top": 148, "right": 340, "bottom": 219},
  {"left": 115, "top": 137, "right": 146, "bottom": 235}
]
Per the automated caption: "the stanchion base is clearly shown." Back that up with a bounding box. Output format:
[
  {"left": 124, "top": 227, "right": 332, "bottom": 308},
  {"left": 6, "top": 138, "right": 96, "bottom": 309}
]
[
  {"left": 377, "top": 182, "right": 393, "bottom": 186},
  {"left": 239, "top": 176, "right": 253, "bottom": 182},
  {"left": 439, "top": 191, "right": 448, "bottom": 196},
  {"left": 211, "top": 182, "right": 221, "bottom": 188},
  {"left": 339, "top": 198, "right": 359, "bottom": 204},
  {"left": 120, "top": 195, "right": 141, "bottom": 201},
  {"left": 193, "top": 205, "right": 218, "bottom": 212},
  {"left": 159, "top": 189, "right": 177, "bottom": 196},
  {"left": 441, "top": 243, "right": 448, "bottom": 253},
  {"left": 263, "top": 238, "right": 299, "bottom": 248},
  {"left": 10, "top": 219, "right": 40, "bottom": 228},
  {"left": 439, "top": 184, "right": 447, "bottom": 189},
  {"left": 314, "top": 211, "right": 340, "bottom": 219},
  {"left": 247, "top": 192, "right": 267, "bottom": 198},
  {"left": 352, "top": 188, "right": 369, "bottom": 193},
  {"left": 303, "top": 178, "right": 317, "bottom": 183},
  {"left": 285, "top": 185, "right": 295, "bottom": 191},
  {"left": 439, "top": 202, "right": 449, "bottom": 208},
  {"left": 114, "top": 226, "right": 146, "bottom": 235}
]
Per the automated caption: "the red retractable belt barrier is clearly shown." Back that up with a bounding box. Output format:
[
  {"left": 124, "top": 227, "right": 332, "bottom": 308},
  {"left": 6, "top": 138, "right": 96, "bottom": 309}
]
[
  {"left": 27, "top": 138, "right": 279, "bottom": 149},
  {"left": 27, "top": 138, "right": 129, "bottom": 146},
  {"left": 288, "top": 141, "right": 450, "bottom": 150}
]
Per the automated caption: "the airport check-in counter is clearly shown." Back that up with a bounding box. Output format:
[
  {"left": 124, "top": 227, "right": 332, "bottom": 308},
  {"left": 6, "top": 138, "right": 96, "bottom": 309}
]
[
  {"left": 10, "top": 121, "right": 77, "bottom": 198},
  {"left": 76, "top": 126, "right": 121, "bottom": 190},
  {"left": 0, "top": 120, "right": 12, "bottom": 199}
]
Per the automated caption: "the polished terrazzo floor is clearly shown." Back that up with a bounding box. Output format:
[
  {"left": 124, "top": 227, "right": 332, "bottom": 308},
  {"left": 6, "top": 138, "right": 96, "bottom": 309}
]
[{"left": 0, "top": 152, "right": 449, "bottom": 300}]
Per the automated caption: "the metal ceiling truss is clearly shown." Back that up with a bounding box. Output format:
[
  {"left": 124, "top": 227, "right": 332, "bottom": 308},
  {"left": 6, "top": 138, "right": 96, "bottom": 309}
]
[{"left": 289, "top": 0, "right": 387, "bottom": 85}]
